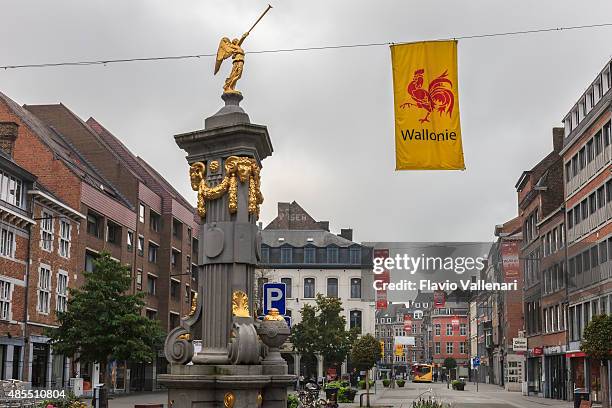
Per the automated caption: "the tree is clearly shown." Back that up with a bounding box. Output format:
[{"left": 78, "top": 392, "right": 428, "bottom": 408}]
[
  {"left": 47, "top": 253, "right": 165, "bottom": 396},
  {"left": 581, "top": 314, "right": 612, "bottom": 408},
  {"left": 290, "top": 294, "right": 358, "bottom": 378},
  {"left": 350, "top": 334, "right": 381, "bottom": 407},
  {"left": 443, "top": 357, "right": 457, "bottom": 380}
]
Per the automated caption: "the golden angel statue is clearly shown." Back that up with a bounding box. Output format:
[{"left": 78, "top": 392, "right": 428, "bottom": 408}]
[
  {"left": 215, "top": 33, "right": 249, "bottom": 94},
  {"left": 213, "top": 5, "right": 272, "bottom": 94}
]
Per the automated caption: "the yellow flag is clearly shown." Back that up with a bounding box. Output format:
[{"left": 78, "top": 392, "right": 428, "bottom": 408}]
[
  {"left": 395, "top": 344, "right": 404, "bottom": 357},
  {"left": 391, "top": 40, "right": 465, "bottom": 170}
]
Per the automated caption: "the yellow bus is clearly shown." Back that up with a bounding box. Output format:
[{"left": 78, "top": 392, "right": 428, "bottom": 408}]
[{"left": 412, "top": 364, "right": 434, "bottom": 383}]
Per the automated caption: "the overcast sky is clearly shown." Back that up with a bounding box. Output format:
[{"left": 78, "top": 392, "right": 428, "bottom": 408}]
[{"left": 2, "top": 1, "right": 611, "bottom": 242}]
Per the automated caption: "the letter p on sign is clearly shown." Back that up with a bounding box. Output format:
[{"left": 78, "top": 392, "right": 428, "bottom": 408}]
[{"left": 263, "top": 282, "right": 286, "bottom": 316}]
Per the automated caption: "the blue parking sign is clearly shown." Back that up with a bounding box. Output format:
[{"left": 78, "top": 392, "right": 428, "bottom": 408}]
[
  {"left": 473, "top": 357, "right": 480, "bottom": 367},
  {"left": 263, "top": 282, "right": 286, "bottom": 316}
]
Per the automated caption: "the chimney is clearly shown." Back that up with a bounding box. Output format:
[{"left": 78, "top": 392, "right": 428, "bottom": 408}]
[
  {"left": 339, "top": 228, "right": 353, "bottom": 241},
  {"left": 552, "top": 127, "right": 564, "bottom": 152},
  {"left": 0, "top": 122, "right": 19, "bottom": 157}
]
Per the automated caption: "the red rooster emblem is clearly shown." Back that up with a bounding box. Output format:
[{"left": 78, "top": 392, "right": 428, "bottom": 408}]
[{"left": 400, "top": 69, "right": 455, "bottom": 123}]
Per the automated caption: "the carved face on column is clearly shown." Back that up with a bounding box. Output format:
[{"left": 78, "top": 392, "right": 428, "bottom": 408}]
[
  {"left": 236, "top": 161, "right": 251, "bottom": 182},
  {"left": 189, "top": 162, "right": 206, "bottom": 190}
]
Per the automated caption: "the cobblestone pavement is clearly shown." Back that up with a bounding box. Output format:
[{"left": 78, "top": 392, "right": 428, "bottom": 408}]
[{"left": 103, "top": 382, "right": 575, "bottom": 408}]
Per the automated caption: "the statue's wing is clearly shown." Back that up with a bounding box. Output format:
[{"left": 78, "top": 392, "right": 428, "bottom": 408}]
[{"left": 214, "top": 37, "right": 233, "bottom": 75}]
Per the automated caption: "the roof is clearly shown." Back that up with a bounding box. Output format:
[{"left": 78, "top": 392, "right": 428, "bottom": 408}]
[
  {"left": 85, "top": 117, "right": 196, "bottom": 215},
  {"left": 261, "top": 229, "right": 360, "bottom": 248},
  {"left": 0, "top": 91, "right": 131, "bottom": 208}
]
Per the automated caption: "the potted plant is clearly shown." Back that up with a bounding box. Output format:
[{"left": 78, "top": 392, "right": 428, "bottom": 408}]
[
  {"left": 358, "top": 380, "right": 366, "bottom": 390},
  {"left": 382, "top": 379, "right": 391, "bottom": 387},
  {"left": 338, "top": 387, "right": 358, "bottom": 403},
  {"left": 324, "top": 381, "right": 341, "bottom": 401},
  {"left": 396, "top": 379, "right": 406, "bottom": 387},
  {"left": 451, "top": 380, "right": 465, "bottom": 391}
]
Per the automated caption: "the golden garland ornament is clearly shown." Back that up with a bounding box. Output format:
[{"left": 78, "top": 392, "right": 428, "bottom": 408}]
[
  {"left": 189, "top": 156, "right": 263, "bottom": 219},
  {"left": 232, "top": 290, "right": 250, "bottom": 317},
  {"left": 208, "top": 160, "right": 220, "bottom": 173}
]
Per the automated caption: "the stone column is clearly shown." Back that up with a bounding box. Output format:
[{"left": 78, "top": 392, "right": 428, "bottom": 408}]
[{"left": 317, "top": 354, "right": 324, "bottom": 381}]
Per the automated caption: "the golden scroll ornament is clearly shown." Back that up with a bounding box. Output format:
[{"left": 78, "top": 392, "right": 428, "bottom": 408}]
[{"left": 224, "top": 392, "right": 235, "bottom": 408}]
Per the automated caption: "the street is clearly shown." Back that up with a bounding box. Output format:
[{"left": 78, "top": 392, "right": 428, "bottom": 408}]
[{"left": 104, "top": 382, "right": 575, "bottom": 408}]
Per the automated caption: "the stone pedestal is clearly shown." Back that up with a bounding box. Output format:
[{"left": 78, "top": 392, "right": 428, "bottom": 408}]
[{"left": 158, "top": 93, "right": 294, "bottom": 408}]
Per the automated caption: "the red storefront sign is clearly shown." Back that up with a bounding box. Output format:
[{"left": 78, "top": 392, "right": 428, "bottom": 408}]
[
  {"left": 566, "top": 351, "right": 586, "bottom": 358},
  {"left": 532, "top": 347, "right": 543, "bottom": 356},
  {"left": 403, "top": 314, "right": 412, "bottom": 332}
]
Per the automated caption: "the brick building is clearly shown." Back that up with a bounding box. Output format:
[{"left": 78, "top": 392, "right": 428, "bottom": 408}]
[
  {"left": 375, "top": 292, "right": 432, "bottom": 378},
  {"left": 431, "top": 290, "right": 470, "bottom": 379},
  {"left": 0, "top": 91, "right": 200, "bottom": 392},
  {"left": 561, "top": 57, "right": 611, "bottom": 406},
  {"left": 515, "top": 127, "right": 565, "bottom": 397}
]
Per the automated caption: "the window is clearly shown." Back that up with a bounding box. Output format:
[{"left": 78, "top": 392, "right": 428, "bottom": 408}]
[
  {"left": 171, "top": 249, "right": 180, "bottom": 268},
  {"left": 350, "top": 278, "right": 362, "bottom": 299},
  {"left": 435, "top": 324, "right": 441, "bottom": 336},
  {"left": 350, "top": 310, "right": 362, "bottom": 333},
  {"left": 435, "top": 342, "right": 441, "bottom": 354},
  {"left": 303, "top": 278, "right": 315, "bottom": 298},
  {"left": 170, "top": 280, "right": 180, "bottom": 300},
  {"left": 59, "top": 220, "right": 71, "bottom": 258},
  {"left": 446, "top": 323, "right": 453, "bottom": 336},
  {"left": 136, "top": 269, "right": 143, "bottom": 290},
  {"left": 0, "top": 172, "right": 23, "bottom": 208},
  {"left": 446, "top": 342, "right": 454, "bottom": 354},
  {"left": 281, "top": 277, "right": 292, "bottom": 298},
  {"left": 127, "top": 231, "right": 134, "bottom": 252},
  {"left": 459, "top": 342, "right": 466, "bottom": 354},
  {"left": 84, "top": 251, "right": 97, "bottom": 272},
  {"left": 460, "top": 323, "right": 467, "bottom": 336},
  {"left": 41, "top": 211, "right": 54, "bottom": 251},
  {"left": 137, "top": 235, "right": 144, "bottom": 256},
  {"left": 327, "top": 278, "right": 338, "bottom": 298},
  {"left": 170, "top": 313, "right": 180, "bottom": 330},
  {"left": 0, "top": 227, "right": 15, "bottom": 258},
  {"left": 304, "top": 247, "right": 315, "bottom": 263},
  {"left": 106, "top": 220, "right": 121, "bottom": 245},
  {"left": 281, "top": 247, "right": 292, "bottom": 263},
  {"left": 147, "top": 274, "right": 157, "bottom": 295},
  {"left": 257, "top": 278, "right": 268, "bottom": 302},
  {"left": 0, "top": 280, "right": 11, "bottom": 320},
  {"left": 86, "top": 211, "right": 101, "bottom": 238},
  {"left": 145, "top": 309, "right": 157, "bottom": 320},
  {"left": 37, "top": 266, "right": 51, "bottom": 314},
  {"left": 149, "top": 211, "right": 160, "bottom": 232},
  {"left": 349, "top": 247, "right": 361, "bottom": 264},
  {"left": 148, "top": 242, "right": 158, "bottom": 263},
  {"left": 173, "top": 218, "right": 182, "bottom": 239},
  {"left": 261, "top": 247, "right": 269, "bottom": 263},
  {"left": 56, "top": 272, "right": 68, "bottom": 312},
  {"left": 327, "top": 247, "right": 338, "bottom": 263},
  {"left": 139, "top": 204, "right": 145, "bottom": 223}
]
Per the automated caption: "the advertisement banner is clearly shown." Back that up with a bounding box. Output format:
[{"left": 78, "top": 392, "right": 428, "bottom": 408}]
[
  {"left": 391, "top": 40, "right": 465, "bottom": 170},
  {"left": 374, "top": 248, "right": 390, "bottom": 309},
  {"left": 433, "top": 290, "right": 446, "bottom": 308},
  {"left": 501, "top": 240, "right": 520, "bottom": 282},
  {"left": 403, "top": 314, "right": 412, "bottom": 333}
]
